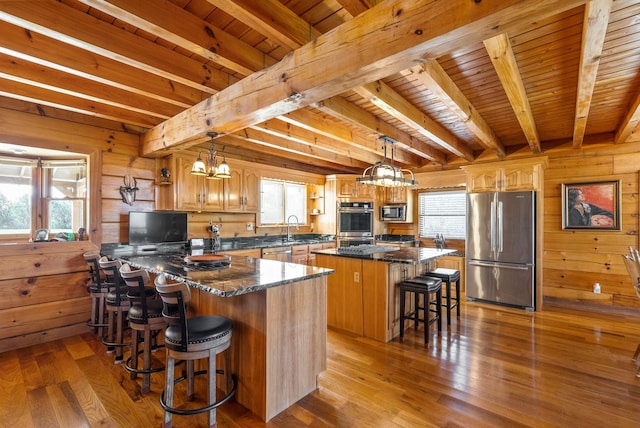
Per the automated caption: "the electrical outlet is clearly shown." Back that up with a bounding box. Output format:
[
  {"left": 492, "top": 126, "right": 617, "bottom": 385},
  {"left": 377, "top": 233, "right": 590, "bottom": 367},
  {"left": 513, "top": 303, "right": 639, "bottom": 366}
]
[
  {"left": 246, "top": 222, "right": 253, "bottom": 231},
  {"left": 354, "top": 272, "right": 359, "bottom": 282}
]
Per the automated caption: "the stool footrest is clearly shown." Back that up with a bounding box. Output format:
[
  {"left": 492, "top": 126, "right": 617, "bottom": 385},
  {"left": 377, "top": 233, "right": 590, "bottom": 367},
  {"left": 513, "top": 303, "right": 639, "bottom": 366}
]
[{"left": 160, "top": 372, "right": 238, "bottom": 416}]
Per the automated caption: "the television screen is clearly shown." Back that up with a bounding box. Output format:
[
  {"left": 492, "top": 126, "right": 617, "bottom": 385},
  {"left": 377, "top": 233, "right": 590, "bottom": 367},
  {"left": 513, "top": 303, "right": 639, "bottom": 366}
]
[{"left": 128, "top": 211, "right": 188, "bottom": 245}]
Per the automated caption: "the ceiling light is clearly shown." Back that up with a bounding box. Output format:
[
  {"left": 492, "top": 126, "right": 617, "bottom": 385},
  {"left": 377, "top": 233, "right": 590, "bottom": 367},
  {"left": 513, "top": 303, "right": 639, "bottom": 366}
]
[
  {"left": 190, "top": 132, "right": 231, "bottom": 179},
  {"left": 356, "top": 136, "right": 416, "bottom": 187}
]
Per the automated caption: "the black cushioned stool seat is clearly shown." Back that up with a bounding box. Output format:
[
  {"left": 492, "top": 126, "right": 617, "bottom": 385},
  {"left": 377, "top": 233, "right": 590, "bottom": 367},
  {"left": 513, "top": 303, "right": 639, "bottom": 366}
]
[
  {"left": 399, "top": 276, "right": 442, "bottom": 346},
  {"left": 421, "top": 268, "right": 461, "bottom": 326}
]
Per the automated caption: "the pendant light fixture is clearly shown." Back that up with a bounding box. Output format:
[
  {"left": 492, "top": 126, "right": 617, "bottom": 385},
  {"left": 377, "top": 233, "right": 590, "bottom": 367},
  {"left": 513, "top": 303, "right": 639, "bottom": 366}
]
[
  {"left": 190, "top": 132, "right": 231, "bottom": 179},
  {"left": 356, "top": 136, "right": 416, "bottom": 187}
]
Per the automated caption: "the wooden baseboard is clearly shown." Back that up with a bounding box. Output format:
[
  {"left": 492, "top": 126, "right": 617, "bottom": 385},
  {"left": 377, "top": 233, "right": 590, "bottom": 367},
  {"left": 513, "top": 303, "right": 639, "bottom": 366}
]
[
  {"left": 0, "top": 323, "right": 90, "bottom": 354},
  {"left": 543, "top": 296, "right": 640, "bottom": 319}
]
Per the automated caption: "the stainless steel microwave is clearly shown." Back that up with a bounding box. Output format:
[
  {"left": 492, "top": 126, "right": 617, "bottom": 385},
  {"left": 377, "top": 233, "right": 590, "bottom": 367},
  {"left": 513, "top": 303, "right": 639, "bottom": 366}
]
[{"left": 380, "top": 204, "right": 407, "bottom": 222}]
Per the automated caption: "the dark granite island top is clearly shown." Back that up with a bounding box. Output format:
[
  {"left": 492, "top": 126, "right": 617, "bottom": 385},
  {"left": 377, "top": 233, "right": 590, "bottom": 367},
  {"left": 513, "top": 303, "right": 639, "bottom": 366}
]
[
  {"left": 116, "top": 253, "right": 333, "bottom": 297},
  {"left": 312, "top": 246, "right": 456, "bottom": 264}
]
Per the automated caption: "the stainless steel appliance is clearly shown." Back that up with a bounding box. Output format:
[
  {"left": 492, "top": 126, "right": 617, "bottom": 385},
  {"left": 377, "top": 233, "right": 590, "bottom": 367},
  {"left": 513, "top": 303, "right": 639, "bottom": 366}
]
[
  {"left": 337, "top": 201, "right": 374, "bottom": 247},
  {"left": 380, "top": 204, "right": 407, "bottom": 222},
  {"left": 466, "top": 191, "right": 536, "bottom": 310}
]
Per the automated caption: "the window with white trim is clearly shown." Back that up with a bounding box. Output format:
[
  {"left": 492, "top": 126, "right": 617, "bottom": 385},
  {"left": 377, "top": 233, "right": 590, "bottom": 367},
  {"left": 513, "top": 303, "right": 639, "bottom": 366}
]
[
  {"left": 259, "top": 179, "right": 306, "bottom": 225},
  {"left": 418, "top": 190, "right": 466, "bottom": 240},
  {"left": 0, "top": 156, "right": 87, "bottom": 240}
]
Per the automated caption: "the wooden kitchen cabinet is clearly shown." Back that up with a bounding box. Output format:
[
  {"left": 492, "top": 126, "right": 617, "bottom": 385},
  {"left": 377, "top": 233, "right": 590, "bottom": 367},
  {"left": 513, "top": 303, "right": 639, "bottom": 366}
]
[
  {"left": 174, "top": 155, "right": 224, "bottom": 211},
  {"left": 335, "top": 175, "right": 376, "bottom": 199},
  {"left": 316, "top": 255, "right": 364, "bottom": 335},
  {"left": 225, "top": 248, "right": 261, "bottom": 258},
  {"left": 462, "top": 158, "right": 548, "bottom": 193},
  {"left": 224, "top": 162, "right": 259, "bottom": 212},
  {"left": 291, "top": 244, "right": 309, "bottom": 265},
  {"left": 170, "top": 156, "right": 257, "bottom": 212},
  {"left": 316, "top": 253, "right": 419, "bottom": 342}
]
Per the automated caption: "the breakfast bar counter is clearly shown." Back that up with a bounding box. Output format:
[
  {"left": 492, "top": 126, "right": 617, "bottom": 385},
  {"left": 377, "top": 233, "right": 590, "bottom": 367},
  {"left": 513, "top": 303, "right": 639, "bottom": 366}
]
[{"left": 104, "top": 247, "right": 333, "bottom": 422}]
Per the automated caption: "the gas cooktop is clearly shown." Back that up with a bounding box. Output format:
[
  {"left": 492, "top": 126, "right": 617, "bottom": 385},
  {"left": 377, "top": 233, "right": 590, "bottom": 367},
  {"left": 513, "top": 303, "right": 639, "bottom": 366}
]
[{"left": 337, "top": 244, "right": 399, "bottom": 255}]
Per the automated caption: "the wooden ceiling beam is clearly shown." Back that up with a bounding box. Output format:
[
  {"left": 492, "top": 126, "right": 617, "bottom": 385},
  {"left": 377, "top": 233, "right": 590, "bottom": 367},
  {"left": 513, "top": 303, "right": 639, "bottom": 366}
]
[
  {"left": 78, "top": 0, "right": 273, "bottom": 76},
  {"left": 0, "top": 52, "right": 180, "bottom": 120},
  {"left": 277, "top": 109, "right": 423, "bottom": 165},
  {"left": 615, "top": 89, "right": 640, "bottom": 143},
  {"left": 250, "top": 119, "right": 382, "bottom": 164},
  {"left": 140, "top": 0, "right": 587, "bottom": 156},
  {"left": 0, "top": 1, "right": 227, "bottom": 93},
  {"left": 355, "top": 81, "right": 475, "bottom": 161},
  {"left": 573, "top": 0, "right": 612, "bottom": 148},
  {"left": 0, "top": 20, "right": 207, "bottom": 108},
  {"left": 205, "top": 0, "right": 319, "bottom": 49},
  {"left": 212, "top": 0, "right": 450, "bottom": 165},
  {"left": 313, "top": 96, "right": 446, "bottom": 165},
  {"left": 407, "top": 60, "right": 506, "bottom": 159},
  {"left": 228, "top": 128, "right": 370, "bottom": 169},
  {"left": 0, "top": 76, "right": 162, "bottom": 128},
  {"left": 484, "top": 32, "right": 541, "bottom": 154},
  {"left": 213, "top": 135, "right": 361, "bottom": 174}
]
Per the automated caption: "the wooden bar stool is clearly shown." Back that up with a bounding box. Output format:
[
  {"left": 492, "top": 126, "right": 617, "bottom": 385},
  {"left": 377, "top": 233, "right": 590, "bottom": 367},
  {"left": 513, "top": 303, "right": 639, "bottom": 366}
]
[
  {"left": 98, "top": 256, "right": 130, "bottom": 363},
  {"left": 155, "top": 274, "right": 237, "bottom": 428},
  {"left": 83, "top": 251, "right": 109, "bottom": 338},
  {"left": 399, "top": 276, "right": 442, "bottom": 346},
  {"left": 421, "top": 268, "right": 461, "bottom": 326},
  {"left": 119, "top": 263, "right": 165, "bottom": 394}
]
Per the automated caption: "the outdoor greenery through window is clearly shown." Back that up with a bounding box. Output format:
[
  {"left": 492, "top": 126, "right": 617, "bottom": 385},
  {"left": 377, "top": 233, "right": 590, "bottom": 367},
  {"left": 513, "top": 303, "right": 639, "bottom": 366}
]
[
  {"left": 0, "top": 156, "right": 87, "bottom": 240},
  {"left": 259, "top": 179, "right": 306, "bottom": 225},
  {"left": 418, "top": 190, "right": 466, "bottom": 240}
]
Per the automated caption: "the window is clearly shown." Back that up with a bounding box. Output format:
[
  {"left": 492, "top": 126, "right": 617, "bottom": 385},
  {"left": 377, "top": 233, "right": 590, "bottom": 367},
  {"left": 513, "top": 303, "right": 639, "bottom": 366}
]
[
  {"left": 259, "top": 179, "right": 306, "bottom": 225},
  {"left": 0, "top": 156, "right": 87, "bottom": 240},
  {"left": 418, "top": 190, "right": 466, "bottom": 240}
]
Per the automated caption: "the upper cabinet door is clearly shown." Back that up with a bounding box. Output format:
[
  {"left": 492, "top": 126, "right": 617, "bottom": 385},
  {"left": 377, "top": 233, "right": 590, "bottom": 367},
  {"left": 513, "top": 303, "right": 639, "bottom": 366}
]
[{"left": 175, "top": 156, "right": 203, "bottom": 211}]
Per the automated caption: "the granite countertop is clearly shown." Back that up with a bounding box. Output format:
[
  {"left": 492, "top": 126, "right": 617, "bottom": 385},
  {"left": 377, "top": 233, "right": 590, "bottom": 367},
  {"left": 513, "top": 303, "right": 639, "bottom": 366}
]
[
  {"left": 312, "top": 247, "right": 456, "bottom": 264},
  {"left": 374, "top": 234, "right": 418, "bottom": 243},
  {"left": 112, "top": 252, "right": 333, "bottom": 298},
  {"left": 101, "top": 234, "right": 336, "bottom": 256}
]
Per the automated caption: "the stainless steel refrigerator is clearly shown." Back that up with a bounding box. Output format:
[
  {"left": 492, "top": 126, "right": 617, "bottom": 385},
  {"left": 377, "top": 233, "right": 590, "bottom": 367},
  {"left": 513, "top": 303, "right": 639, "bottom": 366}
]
[{"left": 466, "top": 191, "right": 536, "bottom": 310}]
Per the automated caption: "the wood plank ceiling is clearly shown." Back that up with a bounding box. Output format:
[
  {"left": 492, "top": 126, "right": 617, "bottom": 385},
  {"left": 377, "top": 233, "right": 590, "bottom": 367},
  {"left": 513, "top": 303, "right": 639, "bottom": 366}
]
[{"left": 1, "top": 0, "right": 639, "bottom": 175}]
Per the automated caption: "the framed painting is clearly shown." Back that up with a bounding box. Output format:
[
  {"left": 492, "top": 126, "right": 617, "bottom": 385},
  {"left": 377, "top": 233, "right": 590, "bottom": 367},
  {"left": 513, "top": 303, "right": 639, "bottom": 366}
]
[{"left": 562, "top": 180, "right": 621, "bottom": 230}]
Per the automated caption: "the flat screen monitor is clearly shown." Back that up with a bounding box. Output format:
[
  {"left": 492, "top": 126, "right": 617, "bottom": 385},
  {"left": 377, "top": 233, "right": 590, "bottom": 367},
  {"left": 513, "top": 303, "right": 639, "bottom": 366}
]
[{"left": 128, "top": 211, "right": 188, "bottom": 245}]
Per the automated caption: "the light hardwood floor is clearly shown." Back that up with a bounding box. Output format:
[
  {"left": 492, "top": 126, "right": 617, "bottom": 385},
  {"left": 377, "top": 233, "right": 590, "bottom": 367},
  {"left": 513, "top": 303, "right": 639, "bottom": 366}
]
[{"left": 1, "top": 300, "right": 640, "bottom": 427}]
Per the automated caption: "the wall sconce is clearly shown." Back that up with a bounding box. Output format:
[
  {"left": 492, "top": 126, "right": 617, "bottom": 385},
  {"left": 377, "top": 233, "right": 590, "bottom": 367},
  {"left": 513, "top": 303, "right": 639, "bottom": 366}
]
[
  {"left": 191, "top": 132, "right": 231, "bottom": 179},
  {"left": 119, "top": 175, "right": 138, "bottom": 205}
]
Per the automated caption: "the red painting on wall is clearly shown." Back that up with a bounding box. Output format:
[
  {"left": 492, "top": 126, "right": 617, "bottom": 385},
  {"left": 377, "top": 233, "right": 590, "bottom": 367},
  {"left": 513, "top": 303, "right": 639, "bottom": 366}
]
[{"left": 562, "top": 180, "right": 621, "bottom": 230}]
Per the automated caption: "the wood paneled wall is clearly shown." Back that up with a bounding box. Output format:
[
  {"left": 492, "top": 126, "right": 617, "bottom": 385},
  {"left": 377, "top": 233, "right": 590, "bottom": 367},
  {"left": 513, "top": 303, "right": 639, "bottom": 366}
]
[
  {"left": 542, "top": 141, "right": 640, "bottom": 312},
  {"left": 0, "top": 241, "right": 98, "bottom": 353}
]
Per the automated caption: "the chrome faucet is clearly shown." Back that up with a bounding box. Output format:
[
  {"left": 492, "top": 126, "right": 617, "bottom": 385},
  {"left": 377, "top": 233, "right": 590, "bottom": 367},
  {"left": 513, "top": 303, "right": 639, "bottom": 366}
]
[
  {"left": 209, "top": 222, "right": 221, "bottom": 253},
  {"left": 286, "top": 215, "right": 300, "bottom": 241}
]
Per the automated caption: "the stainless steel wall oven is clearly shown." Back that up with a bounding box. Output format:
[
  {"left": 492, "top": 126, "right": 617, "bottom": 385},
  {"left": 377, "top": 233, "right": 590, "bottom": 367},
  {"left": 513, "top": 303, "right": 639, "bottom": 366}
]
[{"left": 337, "top": 201, "right": 374, "bottom": 246}]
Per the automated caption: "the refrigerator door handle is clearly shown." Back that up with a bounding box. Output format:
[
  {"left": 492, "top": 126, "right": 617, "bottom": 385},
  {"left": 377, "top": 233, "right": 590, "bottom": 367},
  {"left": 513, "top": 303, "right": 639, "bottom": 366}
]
[
  {"left": 497, "top": 200, "right": 503, "bottom": 254},
  {"left": 469, "top": 260, "right": 498, "bottom": 268},
  {"left": 490, "top": 200, "right": 496, "bottom": 255},
  {"left": 468, "top": 260, "right": 531, "bottom": 270}
]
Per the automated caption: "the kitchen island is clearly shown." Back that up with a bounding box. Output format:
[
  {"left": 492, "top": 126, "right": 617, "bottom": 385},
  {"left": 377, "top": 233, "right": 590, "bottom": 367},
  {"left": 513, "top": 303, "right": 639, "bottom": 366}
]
[
  {"left": 313, "top": 246, "right": 455, "bottom": 342},
  {"left": 104, "top": 247, "right": 333, "bottom": 422}
]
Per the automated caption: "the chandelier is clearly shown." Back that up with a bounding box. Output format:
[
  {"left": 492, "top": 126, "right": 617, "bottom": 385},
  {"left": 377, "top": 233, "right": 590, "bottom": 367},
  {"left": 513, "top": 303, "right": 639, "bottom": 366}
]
[
  {"left": 356, "top": 136, "right": 416, "bottom": 187},
  {"left": 190, "top": 132, "right": 231, "bottom": 179}
]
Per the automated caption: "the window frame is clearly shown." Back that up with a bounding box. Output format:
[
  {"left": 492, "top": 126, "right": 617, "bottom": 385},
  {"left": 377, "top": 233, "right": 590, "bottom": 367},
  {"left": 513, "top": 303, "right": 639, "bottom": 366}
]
[
  {"left": 258, "top": 178, "right": 307, "bottom": 226},
  {"left": 0, "top": 155, "right": 88, "bottom": 241},
  {"left": 417, "top": 189, "right": 467, "bottom": 240}
]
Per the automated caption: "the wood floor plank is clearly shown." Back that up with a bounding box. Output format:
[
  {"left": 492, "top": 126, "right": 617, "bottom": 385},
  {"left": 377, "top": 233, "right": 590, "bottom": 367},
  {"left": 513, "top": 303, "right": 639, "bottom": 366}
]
[{"left": 2, "top": 301, "right": 640, "bottom": 427}]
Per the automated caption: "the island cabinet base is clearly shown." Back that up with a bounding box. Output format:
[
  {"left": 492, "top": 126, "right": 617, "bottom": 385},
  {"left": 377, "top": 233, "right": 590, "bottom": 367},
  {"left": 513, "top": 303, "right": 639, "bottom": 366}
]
[
  {"left": 191, "top": 276, "right": 327, "bottom": 422},
  {"left": 317, "top": 254, "right": 428, "bottom": 343}
]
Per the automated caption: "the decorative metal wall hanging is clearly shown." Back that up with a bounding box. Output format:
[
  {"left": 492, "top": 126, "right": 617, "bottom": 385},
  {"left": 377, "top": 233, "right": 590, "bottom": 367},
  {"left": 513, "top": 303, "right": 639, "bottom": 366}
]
[{"left": 120, "top": 175, "right": 138, "bottom": 205}]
